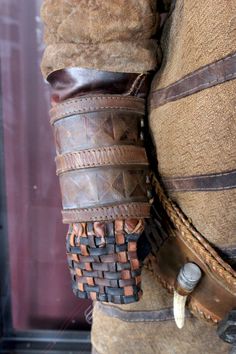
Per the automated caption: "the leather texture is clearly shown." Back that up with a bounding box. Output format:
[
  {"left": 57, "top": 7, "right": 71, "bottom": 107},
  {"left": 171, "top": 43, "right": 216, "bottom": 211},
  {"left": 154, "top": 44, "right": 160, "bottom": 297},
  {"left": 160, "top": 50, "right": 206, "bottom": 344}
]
[
  {"left": 68, "top": 219, "right": 144, "bottom": 304},
  {"left": 50, "top": 95, "right": 150, "bottom": 222},
  {"left": 52, "top": 110, "right": 143, "bottom": 156},
  {"left": 49, "top": 69, "right": 151, "bottom": 222},
  {"left": 55, "top": 145, "right": 148, "bottom": 175},
  {"left": 50, "top": 95, "right": 146, "bottom": 125},
  {"left": 96, "top": 302, "right": 192, "bottom": 322},
  {"left": 59, "top": 167, "right": 148, "bottom": 209},
  {"left": 150, "top": 51, "right": 236, "bottom": 108},
  {"left": 48, "top": 67, "right": 149, "bottom": 103},
  {"left": 147, "top": 176, "right": 236, "bottom": 324},
  {"left": 62, "top": 203, "right": 150, "bottom": 223},
  {"left": 162, "top": 169, "right": 236, "bottom": 192},
  {"left": 47, "top": 67, "right": 152, "bottom": 303}
]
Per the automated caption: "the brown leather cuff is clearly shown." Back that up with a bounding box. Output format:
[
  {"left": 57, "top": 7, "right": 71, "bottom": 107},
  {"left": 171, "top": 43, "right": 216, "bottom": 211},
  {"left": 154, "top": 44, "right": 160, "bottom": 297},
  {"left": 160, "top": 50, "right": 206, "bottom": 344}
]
[
  {"left": 49, "top": 70, "right": 151, "bottom": 223},
  {"left": 48, "top": 68, "right": 152, "bottom": 304}
]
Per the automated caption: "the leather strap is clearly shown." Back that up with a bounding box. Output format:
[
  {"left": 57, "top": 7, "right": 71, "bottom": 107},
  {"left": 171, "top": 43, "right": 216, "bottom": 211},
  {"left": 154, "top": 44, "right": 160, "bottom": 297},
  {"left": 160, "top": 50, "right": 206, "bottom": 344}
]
[
  {"left": 148, "top": 176, "right": 236, "bottom": 324},
  {"left": 50, "top": 95, "right": 145, "bottom": 125},
  {"left": 150, "top": 51, "right": 236, "bottom": 108},
  {"left": 55, "top": 145, "right": 148, "bottom": 175},
  {"left": 96, "top": 302, "right": 192, "bottom": 322},
  {"left": 62, "top": 203, "right": 150, "bottom": 223},
  {"left": 162, "top": 169, "right": 236, "bottom": 192}
]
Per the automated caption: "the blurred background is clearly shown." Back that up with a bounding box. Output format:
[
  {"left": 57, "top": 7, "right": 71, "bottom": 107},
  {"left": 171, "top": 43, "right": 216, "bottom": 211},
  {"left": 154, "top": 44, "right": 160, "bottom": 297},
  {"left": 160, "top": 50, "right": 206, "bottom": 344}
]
[{"left": 0, "top": 0, "right": 91, "bottom": 352}]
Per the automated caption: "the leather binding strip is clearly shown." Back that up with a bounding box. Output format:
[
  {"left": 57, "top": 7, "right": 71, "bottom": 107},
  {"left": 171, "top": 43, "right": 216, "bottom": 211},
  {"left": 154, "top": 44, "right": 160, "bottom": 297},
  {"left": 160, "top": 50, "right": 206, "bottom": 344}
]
[
  {"left": 96, "top": 302, "right": 192, "bottom": 322},
  {"left": 162, "top": 169, "right": 236, "bottom": 192},
  {"left": 62, "top": 203, "right": 151, "bottom": 223},
  {"left": 67, "top": 220, "right": 144, "bottom": 304},
  {"left": 50, "top": 95, "right": 145, "bottom": 125},
  {"left": 150, "top": 51, "right": 236, "bottom": 109},
  {"left": 147, "top": 175, "right": 236, "bottom": 324},
  {"left": 55, "top": 145, "right": 148, "bottom": 175}
]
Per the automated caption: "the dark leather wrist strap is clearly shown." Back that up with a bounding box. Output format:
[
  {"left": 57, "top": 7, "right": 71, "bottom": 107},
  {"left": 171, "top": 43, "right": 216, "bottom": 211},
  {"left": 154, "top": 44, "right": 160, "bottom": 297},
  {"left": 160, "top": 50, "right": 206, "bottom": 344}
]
[{"left": 50, "top": 94, "right": 151, "bottom": 223}]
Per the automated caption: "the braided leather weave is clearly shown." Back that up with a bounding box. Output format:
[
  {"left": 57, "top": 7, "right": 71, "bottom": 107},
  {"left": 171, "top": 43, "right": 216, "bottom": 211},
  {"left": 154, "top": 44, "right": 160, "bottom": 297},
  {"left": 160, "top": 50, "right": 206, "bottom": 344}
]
[
  {"left": 48, "top": 70, "right": 151, "bottom": 303},
  {"left": 67, "top": 219, "right": 144, "bottom": 304}
]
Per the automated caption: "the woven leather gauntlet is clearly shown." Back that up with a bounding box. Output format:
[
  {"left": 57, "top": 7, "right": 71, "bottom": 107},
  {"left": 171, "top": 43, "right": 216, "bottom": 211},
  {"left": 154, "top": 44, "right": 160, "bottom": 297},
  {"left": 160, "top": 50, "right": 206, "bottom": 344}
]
[{"left": 48, "top": 68, "right": 151, "bottom": 303}]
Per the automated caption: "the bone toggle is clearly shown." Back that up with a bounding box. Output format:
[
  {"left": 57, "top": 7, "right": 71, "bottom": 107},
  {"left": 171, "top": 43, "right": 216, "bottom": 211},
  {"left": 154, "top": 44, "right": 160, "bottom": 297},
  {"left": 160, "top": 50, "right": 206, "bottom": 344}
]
[{"left": 174, "top": 262, "right": 202, "bottom": 329}]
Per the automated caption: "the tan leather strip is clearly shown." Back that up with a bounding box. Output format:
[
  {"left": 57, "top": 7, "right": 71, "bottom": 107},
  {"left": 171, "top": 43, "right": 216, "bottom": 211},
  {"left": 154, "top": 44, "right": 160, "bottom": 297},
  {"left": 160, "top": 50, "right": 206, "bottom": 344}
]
[
  {"left": 150, "top": 52, "right": 236, "bottom": 108},
  {"left": 55, "top": 146, "right": 148, "bottom": 175},
  {"left": 162, "top": 169, "right": 236, "bottom": 192},
  {"left": 50, "top": 95, "right": 145, "bottom": 125},
  {"left": 62, "top": 203, "right": 150, "bottom": 223}
]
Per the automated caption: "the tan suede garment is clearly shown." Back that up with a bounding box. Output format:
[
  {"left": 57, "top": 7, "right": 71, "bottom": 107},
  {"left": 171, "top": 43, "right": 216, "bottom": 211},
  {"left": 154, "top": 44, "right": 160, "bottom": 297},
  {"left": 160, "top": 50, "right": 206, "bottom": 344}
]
[
  {"left": 40, "top": 0, "right": 160, "bottom": 78},
  {"left": 41, "top": 0, "right": 236, "bottom": 353},
  {"left": 150, "top": 0, "right": 236, "bottom": 248}
]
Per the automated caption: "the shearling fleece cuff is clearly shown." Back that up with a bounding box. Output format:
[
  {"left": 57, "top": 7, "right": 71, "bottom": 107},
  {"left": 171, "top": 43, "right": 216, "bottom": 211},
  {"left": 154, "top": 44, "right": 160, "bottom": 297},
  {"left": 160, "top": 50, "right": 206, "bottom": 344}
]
[{"left": 40, "top": 0, "right": 161, "bottom": 78}]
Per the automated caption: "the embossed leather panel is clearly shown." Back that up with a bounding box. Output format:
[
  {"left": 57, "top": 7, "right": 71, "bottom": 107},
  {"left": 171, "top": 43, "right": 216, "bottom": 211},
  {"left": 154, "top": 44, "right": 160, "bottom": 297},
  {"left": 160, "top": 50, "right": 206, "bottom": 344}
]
[
  {"left": 60, "top": 168, "right": 148, "bottom": 209},
  {"left": 53, "top": 111, "right": 143, "bottom": 155},
  {"left": 50, "top": 93, "right": 150, "bottom": 222}
]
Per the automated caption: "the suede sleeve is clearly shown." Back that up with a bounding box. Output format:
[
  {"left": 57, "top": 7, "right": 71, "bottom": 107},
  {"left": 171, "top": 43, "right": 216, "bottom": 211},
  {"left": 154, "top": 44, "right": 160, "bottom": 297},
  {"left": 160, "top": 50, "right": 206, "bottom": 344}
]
[{"left": 40, "top": 0, "right": 160, "bottom": 78}]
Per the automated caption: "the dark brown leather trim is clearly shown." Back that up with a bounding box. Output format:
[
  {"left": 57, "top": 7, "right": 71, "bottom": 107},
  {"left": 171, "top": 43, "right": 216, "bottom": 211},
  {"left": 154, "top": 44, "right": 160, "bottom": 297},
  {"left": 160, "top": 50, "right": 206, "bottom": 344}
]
[
  {"left": 162, "top": 169, "right": 236, "bottom": 192},
  {"left": 150, "top": 52, "right": 236, "bottom": 108},
  {"left": 50, "top": 95, "right": 145, "bottom": 125},
  {"left": 96, "top": 302, "right": 191, "bottom": 322},
  {"left": 150, "top": 176, "right": 236, "bottom": 324},
  {"left": 47, "top": 68, "right": 149, "bottom": 103},
  {"left": 62, "top": 203, "right": 151, "bottom": 223},
  {"left": 55, "top": 146, "right": 148, "bottom": 175}
]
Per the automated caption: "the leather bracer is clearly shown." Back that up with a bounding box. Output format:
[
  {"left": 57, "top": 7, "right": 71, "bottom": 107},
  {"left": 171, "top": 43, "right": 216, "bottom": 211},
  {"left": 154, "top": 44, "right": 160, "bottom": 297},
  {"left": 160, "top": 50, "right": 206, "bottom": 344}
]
[{"left": 48, "top": 68, "right": 151, "bottom": 303}]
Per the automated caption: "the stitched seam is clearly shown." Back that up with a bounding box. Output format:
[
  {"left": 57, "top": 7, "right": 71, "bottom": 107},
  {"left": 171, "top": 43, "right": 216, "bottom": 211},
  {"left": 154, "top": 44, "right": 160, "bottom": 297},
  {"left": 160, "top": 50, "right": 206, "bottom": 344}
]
[
  {"left": 56, "top": 146, "right": 147, "bottom": 173},
  {"left": 63, "top": 203, "right": 149, "bottom": 212},
  {"left": 62, "top": 204, "right": 150, "bottom": 220},
  {"left": 52, "top": 95, "right": 144, "bottom": 110},
  {"left": 50, "top": 106, "right": 144, "bottom": 125},
  {"left": 97, "top": 304, "right": 176, "bottom": 322},
  {"left": 125, "top": 74, "right": 144, "bottom": 96}
]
